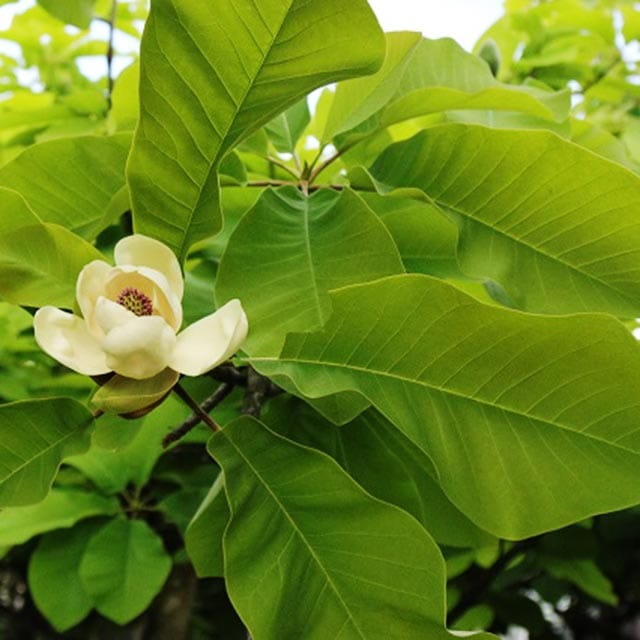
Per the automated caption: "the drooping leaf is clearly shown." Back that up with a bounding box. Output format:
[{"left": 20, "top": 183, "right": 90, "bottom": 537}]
[
  {"left": 0, "top": 223, "right": 104, "bottom": 308},
  {"left": 128, "top": 0, "right": 385, "bottom": 259},
  {"left": 254, "top": 275, "right": 640, "bottom": 539},
  {"left": 210, "top": 416, "right": 495, "bottom": 639},
  {"left": 0, "top": 488, "right": 117, "bottom": 546},
  {"left": 0, "top": 134, "right": 131, "bottom": 239},
  {"left": 216, "top": 187, "right": 403, "bottom": 355},
  {"left": 28, "top": 520, "right": 103, "bottom": 632},
  {"left": 368, "top": 124, "right": 640, "bottom": 317},
  {"left": 79, "top": 517, "right": 172, "bottom": 625},
  {"left": 263, "top": 396, "right": 495, "bottom": 550},
  {"left": 323, "top": 36, "right": 570, "bottom": 145},
  {"left": 0, "top": 398, "right": 94, "bottom": 507}
]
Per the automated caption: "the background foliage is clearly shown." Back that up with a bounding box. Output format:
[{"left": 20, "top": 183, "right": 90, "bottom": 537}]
[{"left": 2, "top": 1, "right": 640, "bottom": 639}]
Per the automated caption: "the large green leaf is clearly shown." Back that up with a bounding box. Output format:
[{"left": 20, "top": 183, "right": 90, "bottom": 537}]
[
  {"left": 263, "top": 396, "right": 495, "bottom": 550},
  {"left": 210, "top": 416, "right": 495, "bottom": 639},
  {"left": 0, "top": 134, "right": 131, "bottom": 239},
  {"left": 0, "top": 223, "right": 104, "bottom": 308},
  {"left": 0, "top": 398, "right": 94, "bottom": 507},
  {"left": 127, "top": 0, "right": 385, "bottom": 260},
  {"left": 323, "top": 36, "right": 570, "bottom": 145},
  {"left": 28, "top": 520, "right": 103, "bottom": 632},
  {"left": 368, "top": 124, "right": 640, "bottom": 317},
  {"left": 79, "top": 517, "right": 172, "bottom": 625},
  {"left": 216, "top": 187, "right": 403, "bottom": 355},
  {"left": 0, "top": 487, "right": 117, "bottom": 546},
  {"left": 254, "top": 275, "right": 640, "bottom": 539}
]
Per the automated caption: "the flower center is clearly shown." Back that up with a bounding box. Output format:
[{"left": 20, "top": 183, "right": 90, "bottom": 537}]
[{"left": 117, "top": 287, "right": 153, "bottom": 317}]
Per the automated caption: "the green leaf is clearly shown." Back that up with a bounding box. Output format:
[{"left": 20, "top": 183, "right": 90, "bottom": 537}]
[
  {"left": 37, "top": 0, "right": 97, "bottom": 28},
  {"left": 360, "top": 192, "right": 463, "bottom": 278},
  {"left": 211, "top": 416, "right": 494, "bottom": 639},
  {"left": 263, "top": 396, "right": 495, "bottom": 550},
  {"left": 128, "top": 0, "right": 385, "bottom": 260},
  {"left": 0, "top": 134, "right": 131, "bottom": 239},
  {"left": 264, "top": 98, "right": 311, "bottom": 154},
  {"left": 68, "top": 396, "right": 183, "bottom": 493},
  {"left": 216, "top": 187, "right": 404, "bottom": 355},
  {"left": 28, "top": 520, "right": 103, "bottom": 632},
  {"left": 0, "top": 487, "right": 117, "bottom": 546},
  {"left": 369, "top": 124, "right": 640, "bottom": 317},
  {"left": 324, "top": 36, "right": 570, "bottom": 144},
  {"left": 184, "top": 473, "right": 228, "bottom": 578},
  {"left": 0, "top": 398, "right": 94, "bottom": 507},
  {"left": 0, "top": 187, "right": 40, "bottom": 233},
  {"left": 254, "top": 275, "right": 640, "bottom": 539},
  {"left": 79, "top": 517, "right": 172, "bottom": 625},
  {"left": 542, "top": 556, "right": 618, "bottom": 606},
  {"left": 0, "top": 223, "right": 104, "bottom": 308}
]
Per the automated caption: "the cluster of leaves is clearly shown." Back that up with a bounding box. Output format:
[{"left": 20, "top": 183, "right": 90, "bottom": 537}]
[{"left": 2, "top": 0, "right": 640, "bottom": 638}]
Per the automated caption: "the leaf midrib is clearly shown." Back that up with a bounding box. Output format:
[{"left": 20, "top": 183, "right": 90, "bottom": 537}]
[
  {"left": 253, "top": 355, "right": 640, "bottom": 456},
  {"left": 222, "top": 432, "right": 367, "bottom": 639},
  {"left": 421, "top": 186, "right": 637, "bottom": 306}
]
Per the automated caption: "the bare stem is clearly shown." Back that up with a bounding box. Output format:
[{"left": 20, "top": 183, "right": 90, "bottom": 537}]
[
  {"left": 105, "top": 0, "right": 118, "bottom": 110},
  {"left": 172, "top": 383, "right": 220, "bottom": 434}
]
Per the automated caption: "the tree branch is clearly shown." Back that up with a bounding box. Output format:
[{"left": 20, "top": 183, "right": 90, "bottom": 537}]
[{"left": 105, "top": 0, "right": 118, "bottom": 110}]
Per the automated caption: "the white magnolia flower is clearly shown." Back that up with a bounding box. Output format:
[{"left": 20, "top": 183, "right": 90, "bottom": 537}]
[{"left": 34, "top": 234, "right": 248, "bottom": 382}]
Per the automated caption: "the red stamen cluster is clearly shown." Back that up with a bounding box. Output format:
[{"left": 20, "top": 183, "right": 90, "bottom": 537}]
[{"left": 117, "top": 287, "right": 153, "bottom": 316}]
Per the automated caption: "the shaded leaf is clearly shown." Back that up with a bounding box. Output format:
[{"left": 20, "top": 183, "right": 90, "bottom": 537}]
[
  {"left": 28, "top": 520, "right": 103, "bottom": 632},
  {"left": 369, "top": 124, "right": 640, "bottom": 317},
  {"left": 184, "top": 473, "right": 228, "bottom": 578},
  {"left": 0, "top": 487, "right": 116, "bottom": 546},
  {"left": 79, "top": 517, "right": 172, "bottom": 625}
]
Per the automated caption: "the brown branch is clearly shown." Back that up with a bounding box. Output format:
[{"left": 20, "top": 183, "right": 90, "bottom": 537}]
[
  {"left": 172, "top": 383, "right": 221, "bottom": 434},
  {"left": 163, "top": 382, "right": 233, "bottom": 447}
]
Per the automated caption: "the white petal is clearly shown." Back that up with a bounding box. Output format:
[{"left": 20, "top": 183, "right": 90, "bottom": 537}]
[
  {"left": 114, "top": 234, "right": 184, "bottom": 300},
  {"left": 34, "top": 307, "right": 110, "bottom": 375},
  {"left": 76, "top": 260, "right": 112, "bottom": 337},
  {"left": 95, "top": 296, "right": 136, "bottom": 334},
  {"left": 103, "top": 266, "right": 182, "bottom": 331},
  {"left": 101, "top": 316, "right": 177, "bottom": 380},
  {"left": 170, "top": 299, "right": 248, "bottom": 376}
]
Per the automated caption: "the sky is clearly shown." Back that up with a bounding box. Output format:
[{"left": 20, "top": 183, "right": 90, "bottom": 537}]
[{"left": 0, "top": 1, "right": 506, "bottom": 52}]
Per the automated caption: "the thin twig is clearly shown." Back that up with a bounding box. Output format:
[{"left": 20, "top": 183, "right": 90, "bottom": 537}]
[
  {"left": 308, "top": 144, "right": 352, "bottom": 185},
  {"left": 247, "top": 179, "right": 297, "bottom": 189},
  {"left": 163, "top": 382, "right": 234, "bottom": 448},
  {"left": 105, "top": 0, "right": 118, "bottom": 110},
  {"left": 172, "top": 383, "right": 221, "bottom": 434},
  {"left": 266, "top": 155, "right": 300, "bottom": 180}
]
